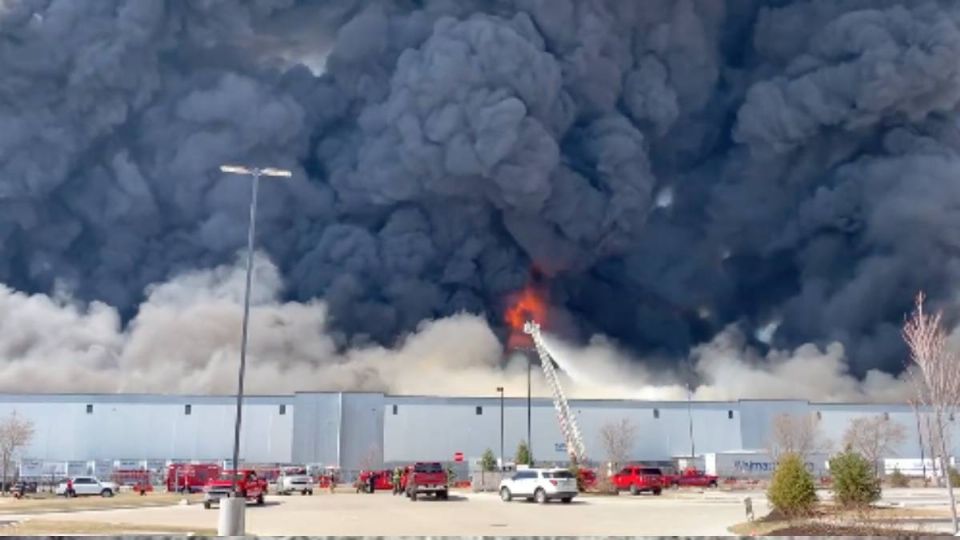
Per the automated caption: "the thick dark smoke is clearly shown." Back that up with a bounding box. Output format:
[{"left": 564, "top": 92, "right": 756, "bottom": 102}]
[{"left": 2, "top": 0, "right": 960, "bottom": 380}]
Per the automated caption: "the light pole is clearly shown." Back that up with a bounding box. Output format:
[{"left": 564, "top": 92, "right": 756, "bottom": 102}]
[
  {"left": 910, "top": 398, "right": 927, "bottom": 480},
  {"left": 687, "top": 384, "right": 695, "bottom": 459},
  {"left": 496, "top": 387, "right": 504, "bottom": 469},
  {"left": 685, "top": 359, "right": 696, "bottom": 461},
  {"left": 217, "top": 164, "right": 291, "bottom": 535},
  {"left": 527, "top": 352, "right": 532, "bottom": 465}
]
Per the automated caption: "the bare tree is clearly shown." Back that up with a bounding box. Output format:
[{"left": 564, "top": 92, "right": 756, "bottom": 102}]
[
  {"left": 842, "top": 415, "right": 906, "bottom": 477},
  {"left": 0, "top": 412, "right": 34, "bottom": 493},
  {"left": 768, "top": 413, "right": 827, "bottom": 460},
  {"left": 904, "top": 291, "right": 960, "bottom": 533},
  {"left": 599, "top": 418, "right": 636, "bottom": 474},
  {"left": 925, "top": 414, "right": 945, "bottom": 482}
]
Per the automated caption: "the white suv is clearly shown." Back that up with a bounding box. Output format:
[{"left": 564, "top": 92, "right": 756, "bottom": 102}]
[
  {"left": 56, "top": 476, "right": 118, "bottom": 497},
  {"left": 499, "top": 468, "right": 578, "bottom": 504},
  {"left": 277, "top": 467, "right": 314, "bottom": 495}
]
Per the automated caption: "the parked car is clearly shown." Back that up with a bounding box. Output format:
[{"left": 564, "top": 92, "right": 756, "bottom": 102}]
[
  {"left": 56, "top": 476, "right": 118, "bottom": 497},
  {"left": 405, "top": 462, "right": 448, "bottom": 501},
  {"left": 499, "top": 468, "right": 578, "bottom": 504},
  {"left": 611, "top": 465, "right": 664, "bottom": 495},
  {"left": 277, "top": 466, "right": 314, "bottom": 495}
]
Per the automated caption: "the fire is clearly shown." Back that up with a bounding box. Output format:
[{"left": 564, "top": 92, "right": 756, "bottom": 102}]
[{"left": 504, "top": 283, "right": 547, "bottom": 349}]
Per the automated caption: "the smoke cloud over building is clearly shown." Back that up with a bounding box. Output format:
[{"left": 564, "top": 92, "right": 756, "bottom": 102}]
[{"left": 1, "top": 0, "right": 959, "bottom": 394}]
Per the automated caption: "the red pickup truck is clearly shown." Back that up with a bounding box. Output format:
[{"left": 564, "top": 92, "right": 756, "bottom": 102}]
[
  {"left": 667, "top": 468, "right": 718, "bottom": 488},
  {"left": 202, "top": 469, "right": 268, "bottom": 509},
  {"left": 612, "top": 465, "right": 664, "bottom": 495},
  {"left": 404, "top": 462, "right": 448, "bottom": 501}
]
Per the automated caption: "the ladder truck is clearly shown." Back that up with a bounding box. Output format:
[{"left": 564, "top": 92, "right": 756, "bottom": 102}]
[{"left": 523, "top": 320, "right": 587, "bottom": 465}]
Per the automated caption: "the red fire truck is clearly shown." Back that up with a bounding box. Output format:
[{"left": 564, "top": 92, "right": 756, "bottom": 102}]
[
  {"left": 166, "top": 463, "right": 221, "bottom": 493},
  {"left": 316, "top": 467, "right": 340, "bottom": 489},
  {"left": 112, "top": 470, "right": 153, "bottom": 495}
]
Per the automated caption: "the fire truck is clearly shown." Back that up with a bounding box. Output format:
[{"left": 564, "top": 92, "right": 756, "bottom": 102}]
[
  {"left": 315, "top": 466, "right": 340, "bottom": 489},
  {"left": 166, "top": 463, "right": 221, "bottom": 493},
  {"left": 112, "top": 469, "right": 153, "bottom": 495}
]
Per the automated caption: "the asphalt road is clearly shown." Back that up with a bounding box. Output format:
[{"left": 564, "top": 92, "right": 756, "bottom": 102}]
[
  {"left": 10, "top": 487, "right": 958, "bottom": 535},
  {"left": 1, "top": 489, "right": 769, "bottom": 536}
]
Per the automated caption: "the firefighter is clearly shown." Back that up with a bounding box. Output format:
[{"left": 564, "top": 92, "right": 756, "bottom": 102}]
[
  {"left": 400, "top": 466, "right": 409, "bottom": 495},
  {"left": 392, "top": 467, "right": 402, "bottom": 495},
  {"left": 367, "top": 471, "right": 376, "bottom": 494},
  {"left": 354, "top": 472, "right": 364, "bottom": 493},
  {"left": 328, "top": 473, "right": 336, "bottom": 494}
]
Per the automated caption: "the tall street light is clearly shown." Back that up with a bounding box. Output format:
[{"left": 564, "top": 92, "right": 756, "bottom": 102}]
[
  {"left": 685, "top": 358, "right": 696, "bottom": 462},
  {"left": 496, "top": 387, "right": 504, "bottom": 470},
  {"left": 686, "top": 384, "right": 695, "bottom": 459},
  {"left": 527, "top": 353, "right": 532, "bottom": 465},
  {"left": 218, "top": 164, "right": 291, "bottom": 535}
]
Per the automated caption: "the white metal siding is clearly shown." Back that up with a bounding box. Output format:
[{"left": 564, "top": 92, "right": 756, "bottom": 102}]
[
  {"left": 1, "top": 397, "right": 292, "bottom": 463},
  {"left": 0, "top": 393, "right": 955, "bottom": 468},
  {"left": 384, "top": 399, "right": 742, "bottom": 463}
]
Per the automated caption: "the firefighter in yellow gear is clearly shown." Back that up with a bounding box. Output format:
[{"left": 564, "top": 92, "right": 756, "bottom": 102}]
[{"left": 392, "top": 467, "right": 402, "bottom": 495}]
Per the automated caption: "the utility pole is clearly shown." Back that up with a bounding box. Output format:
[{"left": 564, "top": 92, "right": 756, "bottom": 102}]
[
  {"left": 497, "top": 387, "right": 504, "bottom": 469},
  {"left": 687, "top": 384, "right": 695, "bottom": 459},
  {"left": 684, "top": 356, "right": 697, "bottom": 462},
  {"left": 217, "top": 164, "right": 291, "bottom": 536},
  {"left": 527, "top": 352, "right": 532, "bottom": 465},
  {"left": 911, "top": 399, "right": 927, "bottom": 480}
]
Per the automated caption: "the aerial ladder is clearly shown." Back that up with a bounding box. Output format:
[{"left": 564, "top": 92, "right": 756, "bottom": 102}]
[{"left": 523, "top": 320, "right": 587, "bottom": 465}]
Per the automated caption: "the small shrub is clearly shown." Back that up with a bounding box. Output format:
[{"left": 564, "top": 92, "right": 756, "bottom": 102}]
[
  {"left": 887, "top": 468, "right": 908, "bottom": 488},
  {"left": 515, "top": 440, "right": 531, "bottom": 466},
  {"left": 445, "top": 464, "right": 456, "bottom": 487},
  {"left": 568, "top": 463, "right": 583, "bottom": 492},
  {"left": 480, "top": 449, "right": 497, "bottom": 472},
  {"left": 949, "top": 467, "right": 960, "bottom": 487},
  {"left": 767, "top": 453, "right": 817, "bottom": 517},
  {"left": 830, "top": 450, "right": 880, "bottom": 507}
]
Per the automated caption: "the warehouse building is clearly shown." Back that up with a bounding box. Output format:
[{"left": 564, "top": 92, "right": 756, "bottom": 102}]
[{"left": 0, "top": 392, "right": 950, "bottom": 475}]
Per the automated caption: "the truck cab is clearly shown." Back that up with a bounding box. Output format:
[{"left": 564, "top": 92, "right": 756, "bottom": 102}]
[
  {"left": 202, "top": 469, "right": 267, "bottom": 509},
  {"left": 612, "top": 465, "right": 664, "bottom": 495}
]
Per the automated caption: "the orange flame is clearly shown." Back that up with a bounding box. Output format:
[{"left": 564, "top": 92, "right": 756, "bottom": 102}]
[{"left": 504, "top": 283, "right": 548, "bottom": 349}]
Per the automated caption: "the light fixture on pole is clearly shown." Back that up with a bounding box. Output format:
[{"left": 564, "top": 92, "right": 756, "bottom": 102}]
[
  {"left": 496, "top": 386, "right": 504, "bottom": 470},
  {"left": 217, "top": 163, "right": 291, "bottom": 536}
]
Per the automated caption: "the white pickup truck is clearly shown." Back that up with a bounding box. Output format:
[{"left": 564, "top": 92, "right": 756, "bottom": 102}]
[
  {"left": 276, "top": 466, "right": 314, "bottom": 495},
  {"left": 56, "top": 476, "right": 119, "bottom": 497}
]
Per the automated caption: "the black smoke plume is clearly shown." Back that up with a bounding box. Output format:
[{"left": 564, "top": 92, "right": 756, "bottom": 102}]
[{"left": 3, "top": 0, "right": 960, "bottom": 380}]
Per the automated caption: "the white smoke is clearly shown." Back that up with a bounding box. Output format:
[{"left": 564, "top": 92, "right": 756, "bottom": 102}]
[
  {"left": 0, "top": 253, "right": 913, "bottom": 401},
  {"left": 0, "top": 253, "right": 548, "bottom": 396}
]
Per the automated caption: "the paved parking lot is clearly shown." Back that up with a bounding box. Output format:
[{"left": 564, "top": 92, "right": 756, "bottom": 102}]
[{"left": 2, "top": 489, "right": 770, "bottom": 536}]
